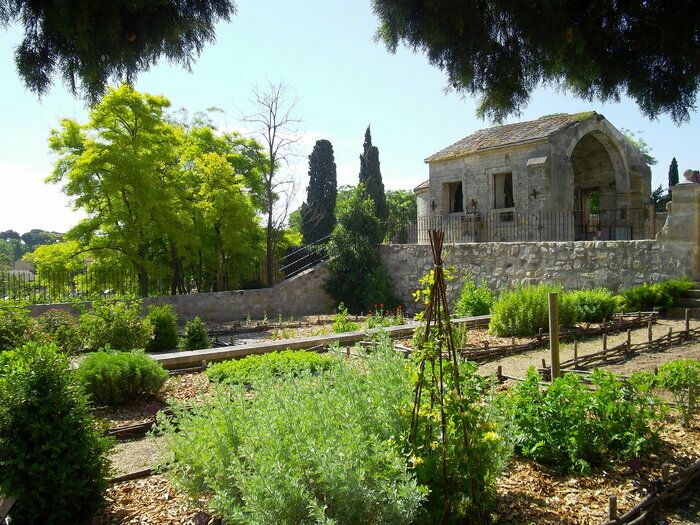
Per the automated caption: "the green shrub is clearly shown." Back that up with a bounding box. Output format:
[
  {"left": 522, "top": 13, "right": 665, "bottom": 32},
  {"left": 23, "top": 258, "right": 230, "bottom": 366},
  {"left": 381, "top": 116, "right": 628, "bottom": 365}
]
[
  {"left": 504, "top": 368, "right": 662, "bottom": 473},
  {"left": 567, "top": 288, "right": 621, "bottom": 323},
  {"left": 0, "top": 343, "right": 112, "bottom": 524},
  {"left": 35, "top": 309, "right": 82, "bottom": 354},
  {"left": 620, "top": 277, "right": 694, "bottom": 313},
  {"left": 0, "top": 303, "right": 34, "bottom": 351},
  {"left": 657, "top": 359, "right": 700, "bottom": 427},
  {"left": 454, "top": 279, "right": 494, "bottom": 317},
  {"left": 489, "top": 284, "right": 577, "bottom": 337},
  {"left": 182, "top": 316, "right": 210, "bottom": 351},
  {"left": 159, "top": 343, "right": 425, "bottom": 524},
  {"left": 332, "top": 303, "right": 361, "bottom": 333},
  {"left": 207, "top": 349, "right": 338, "bottom": 386},
  {"left": 76, "top": 350, "right": 168, "bottom": 405},
  {"left": 364, "top": 304, "right": 404, "bottom": 329},
  {"left": 145, "top": 304, "right": 179, "bottom": 352},
  {"left": 78, "top": 300, "right": 152, "bottom": 351}
]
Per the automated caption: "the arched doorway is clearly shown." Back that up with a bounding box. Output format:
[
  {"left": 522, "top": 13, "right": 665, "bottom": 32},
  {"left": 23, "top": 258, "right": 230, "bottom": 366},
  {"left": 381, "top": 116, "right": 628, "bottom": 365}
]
[{"left": 570, "top": 131, "right": 630, "bottom": 240}]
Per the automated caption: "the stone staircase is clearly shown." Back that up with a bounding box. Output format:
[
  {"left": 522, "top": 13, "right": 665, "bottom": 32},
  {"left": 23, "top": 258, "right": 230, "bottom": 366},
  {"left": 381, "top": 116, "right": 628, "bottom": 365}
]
[{"left": 668, "top": 280, "right": 700, "bottom": 319}]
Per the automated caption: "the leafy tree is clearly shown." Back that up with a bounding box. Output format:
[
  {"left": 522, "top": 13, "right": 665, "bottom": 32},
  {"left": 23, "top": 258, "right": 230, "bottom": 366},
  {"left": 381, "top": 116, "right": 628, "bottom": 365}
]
[
  {"left": 650, "top": 185, "right": 671, "bottom": 210},
  {"left": 325, "top": 185, "right": 397, "bottom": 313},
  {"left": 386, "top": 189, "right": 417, "bottom": 226},
  {"left": 300, "top": 139, "right": 337, "bottom": 244},
  {"left": 372, "top": 0, "right": 700, "bottom": 123},
  {"left": 358, "top": 126, "right": 388, "bottom": 223},
  {"left": 1, "top": 0, "right": 236, "bottom": 103},
  {"left": 335, "top": 185, "right": 356, "bottom": 218},
  {"left": 20, "top": 229, "right": 62, "bottom": 250},
  {"left": 0, "top": 230, "right": 20, "bottom": 241},
  {"left": 622, "top": 129, "right": 657, "bottom": 166},
  {"left": 669, "top": 157, "right": 680, "bottom": 188}
]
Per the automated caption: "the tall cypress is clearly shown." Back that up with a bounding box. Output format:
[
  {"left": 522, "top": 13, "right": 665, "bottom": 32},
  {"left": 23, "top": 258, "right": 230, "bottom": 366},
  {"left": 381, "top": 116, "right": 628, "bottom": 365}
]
[
  {"left": 669, "top": 157, "right": 679, "bottom": 188},
  {"left": 300, "top": 140, "right": 338, "bottom": 244},
  {"left": 358, "top": 125, "right": 388, "bottom": 223}
]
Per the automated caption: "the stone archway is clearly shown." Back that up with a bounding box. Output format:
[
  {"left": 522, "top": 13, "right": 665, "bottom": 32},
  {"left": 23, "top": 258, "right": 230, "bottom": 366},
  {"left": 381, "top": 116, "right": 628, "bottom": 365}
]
[{"left": 569, "top": 130, "right": 631, "bottom": 239}]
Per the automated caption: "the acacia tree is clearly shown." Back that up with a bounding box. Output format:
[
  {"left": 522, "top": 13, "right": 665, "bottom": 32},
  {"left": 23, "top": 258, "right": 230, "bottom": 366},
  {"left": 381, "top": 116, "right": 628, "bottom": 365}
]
[
  {"left": 359, "top": 126, "right": 388, "bottom": 224},
  {"left": 372, "top": 0, "right": 700, "bottom": 123},
  {"left": 243, "top": 81, "right": 302, "bottom": 286},
  {"left": 1, "top": 0, "right": 235, "bottom": 103},
  {"left": 300, "top": 139, "right": 337, "bottom": 244}
]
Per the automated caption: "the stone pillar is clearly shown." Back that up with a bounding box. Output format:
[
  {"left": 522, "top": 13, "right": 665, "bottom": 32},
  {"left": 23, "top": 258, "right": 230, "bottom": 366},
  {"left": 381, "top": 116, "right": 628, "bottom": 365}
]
[{"left": 657, "top": 183, "right": 700, "bottom": 279}]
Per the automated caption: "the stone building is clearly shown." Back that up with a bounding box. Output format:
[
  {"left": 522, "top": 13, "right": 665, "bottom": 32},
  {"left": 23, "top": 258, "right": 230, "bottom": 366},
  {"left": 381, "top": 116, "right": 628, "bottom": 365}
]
[{"left": 415, "top": 112, "right": 653, "bottom": 242}]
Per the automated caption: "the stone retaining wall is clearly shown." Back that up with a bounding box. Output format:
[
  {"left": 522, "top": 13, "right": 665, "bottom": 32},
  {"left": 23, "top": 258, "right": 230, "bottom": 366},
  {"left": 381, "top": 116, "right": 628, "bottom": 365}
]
[
  {"left": 380, "top": 239, "right": 693, "bottom": 313},
  {"left": 29, "top": 263, "right": 335, "bottom": 324}
]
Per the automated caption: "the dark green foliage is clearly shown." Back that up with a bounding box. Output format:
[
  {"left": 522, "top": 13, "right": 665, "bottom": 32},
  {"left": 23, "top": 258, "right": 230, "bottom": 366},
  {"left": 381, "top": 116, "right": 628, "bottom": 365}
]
[
  {"left": 78, "top": 300, "right": 152, "bottom": 351},
  {"left": 0, "top": 303, "right": 34, "bottom": 350},
  {"left": 2, "top": 0, "right": 235, "bottom": 103},
  {"left": 567, "top": 288, "right": 621, "bottom": 323},
  {"left": 159, "top": 343, "right": 426, "bottom": 523},
  {"left": 76, "top": 350, "right": 168, "bottom": 406},
  {"left": 300, "top": 140, "right": 337, "bottom": 244},
  {"left": 0, "top": 343, "right": 112, "bottom": 524},
  {"left": 657, "top": 360, "right": 700, "bottom": 427},
  {"left": 489, "top": 284, "right": 577, "bottom": 337},
  {"left": 504, "top": 369, "right": 662, "bottom": 473},
  {"left": 206, "top": 350, "right": 338, "bottom": 386},
  {"left": 19, "top": 229, "right": 63, "bottom": 250},
  {"left": 36, "top": 309, "right": 82, "bottom": 354},
  {"left": 650, "top": 185, "right": 671, "bottom": 209},
  {"left": 358, "top": 126, "right": 388, "bottom": 223},
  {"left": 372, "top": 1, "right": 700, "bottom": 123},
  {"left": 145, "top": 304, "right": 180, "bottom": 352},
  {"left": 325, "top": 186, "right": 397, "bottom": 313},
  {"left": 454, "top": 279, "right": 494, "bottom": 317},
  {"left": 182, "top": 316, "right": 211, "bottom": 350},
  {"left": 620, "top": 277, "right": 694, "bottom": 313},
  {"left": 669, "top": 157, "right": 680, "bottom": 188}
]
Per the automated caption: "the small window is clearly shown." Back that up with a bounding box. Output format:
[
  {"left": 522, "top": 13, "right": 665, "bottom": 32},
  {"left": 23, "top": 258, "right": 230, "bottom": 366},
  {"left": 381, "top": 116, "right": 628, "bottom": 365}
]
[
  {"left": 445, "top": 181, "right": 464, "bottom": 213},
  {"left": 493, "top": 172, "right": 514, "bottom": 209}
]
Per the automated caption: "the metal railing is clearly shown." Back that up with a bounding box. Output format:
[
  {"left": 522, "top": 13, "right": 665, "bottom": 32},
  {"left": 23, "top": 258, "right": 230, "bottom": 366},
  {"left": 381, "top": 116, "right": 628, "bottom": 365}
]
[{"left": 385, "top": 207, "right": 655, "bottom": 245}]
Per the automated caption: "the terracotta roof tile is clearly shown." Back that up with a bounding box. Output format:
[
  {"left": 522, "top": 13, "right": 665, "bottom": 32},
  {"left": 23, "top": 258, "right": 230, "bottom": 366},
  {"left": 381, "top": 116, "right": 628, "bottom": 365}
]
[
  {"left": 414, "top": 179, "right": 430, "bottom": 192},
  {"left": 425, "top": 112, "right": 598, "bottom": 162}
]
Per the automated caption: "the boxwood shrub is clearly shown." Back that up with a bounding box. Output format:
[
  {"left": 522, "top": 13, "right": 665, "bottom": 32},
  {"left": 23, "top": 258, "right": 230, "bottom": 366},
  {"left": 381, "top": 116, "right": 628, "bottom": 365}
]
[
  {"left": 145, "top": 304, "right": 179, "bottom": 352},
  {"left": 181, "top": 316, "right": 210, "bottom": 351},
  {"left": 489, "top": 284, "right": 577, "bottom": 337},
  {"left": 0, "top": 343, "right": 112, "bottom": 524},
  {"left": 76, "top": 350, "right": 168, "bottom": 406},
  {"left": 78, "top": 300, "right": 152, "bottom": 352},
  {"left": 567, "top": 288, "right": 622, "bottom": 323},
  {"left": 0, "top": 303, "right": 34, "bottom": 351}
]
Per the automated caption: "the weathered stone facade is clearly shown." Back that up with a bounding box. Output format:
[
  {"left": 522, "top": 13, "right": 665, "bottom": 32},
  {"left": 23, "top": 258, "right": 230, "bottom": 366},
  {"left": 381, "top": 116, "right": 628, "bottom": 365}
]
[{"left": 418, "top": 112, "right": 653, "bottom": 242}]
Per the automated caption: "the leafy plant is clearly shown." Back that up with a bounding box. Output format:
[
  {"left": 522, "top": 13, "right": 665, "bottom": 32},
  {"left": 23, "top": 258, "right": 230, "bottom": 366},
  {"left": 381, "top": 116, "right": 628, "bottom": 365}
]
[
  {"left": 567, "top": 288, "right": 621, "bottom": 323},
  {"left": 0, "top": 303, "right": 34, "bottom": 351},
  {"left": 145, "top": 304, "right": 180, "bottom": 352},
  {"left": 332, "top": 303, "right": 361, "bottom": 333},
  {"left": 620, "top": 277, "right": 694, "bottom": 313},
  {"left": 35, "top": 309, "right": 82, "bottom": 354},
  {"left": 0, "top": 343, "right": 112, "bottom": 524},
  {"left": 158, "top": 343, "right": 426, "bottom": 524},
  {"left": 454, "top": 279, "right": 494, "bottom": 317},
  {"left": 182, "top": 316, "right": 211, "bottom": 351},
  {"left": 364, "top": 304, "right": 404, "bottom": 329},
  {"left": 76, "top": 350, "right": 168, "bottom": 406},
  {"left": 657, "top": 360, "right": 700, "bottom": 427},
  {"left": 78, "top": 300, "right": 152, "bottom": 351},
  {"left": 206, "top": 350, "right": 338, "bottom": 386},
  {"left": 489, "top": 284, "right": 577, "bottom": 337},
  {"left": 503, "top": 368, "right": 662, "bottom": 473}
]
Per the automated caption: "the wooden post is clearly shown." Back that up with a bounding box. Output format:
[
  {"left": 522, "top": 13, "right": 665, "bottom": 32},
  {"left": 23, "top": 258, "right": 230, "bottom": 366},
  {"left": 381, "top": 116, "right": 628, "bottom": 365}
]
[
  {"left": 662, "top": 463, "right": 670, "bottom": 483},
  {"left": 538, "top": 327, "right": 543, "bottom": 341},
  {"left": 626, "top": 329, "right": 632, "bottom": 350},
  {"left": 548, "top": 292, "right": 561, "bottom": 380},
  {"left": 496, "top": 365, "right": 503, "bottom": 383},
  {"left": 668, "top": 326, "right": 673, "bottom": 343},
  {"left": 201, "top": 359, "right": 207, "bottom": 370},
  {"left": 686, "top": 309, "right": 691, "bottom": 333},
  {"left": 608, "top": 495, "right": 617, "bottom": 520},
  {"left": 345, "top": 346, "right": 350, "bottom": 358},
  {"left": 602, "top": 333, "right": 608, "bottom": 352},
  {"left": 648, "top": 320, "right": 653, "bottom": 343},
  {"left": 573, "top": 340, "right": 579, "bottom": 368}
]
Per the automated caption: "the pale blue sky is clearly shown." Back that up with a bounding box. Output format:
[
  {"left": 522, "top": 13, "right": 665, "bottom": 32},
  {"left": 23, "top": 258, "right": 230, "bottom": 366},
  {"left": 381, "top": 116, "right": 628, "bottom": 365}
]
[{"left": 1, "top": 0, "right": 698, "bottom": 234}]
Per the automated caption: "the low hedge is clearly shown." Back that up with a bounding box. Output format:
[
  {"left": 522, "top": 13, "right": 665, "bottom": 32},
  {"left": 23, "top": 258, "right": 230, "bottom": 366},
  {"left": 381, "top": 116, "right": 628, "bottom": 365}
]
[
  {"left": 207, "top": 349, "right": 338, "bottom": 386},
  {"left": 76, "top": 350, "right": 168, "bottom": 406}
]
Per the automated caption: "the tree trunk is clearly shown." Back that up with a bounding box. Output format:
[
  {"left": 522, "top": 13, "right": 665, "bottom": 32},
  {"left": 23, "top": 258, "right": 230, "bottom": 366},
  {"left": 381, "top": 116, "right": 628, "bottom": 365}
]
[
  {"left": 266, "top": 174, "right": 275, "bottom": 287},
  {"left": 137, "top": 265, "right": 149, "bottom": 297}
]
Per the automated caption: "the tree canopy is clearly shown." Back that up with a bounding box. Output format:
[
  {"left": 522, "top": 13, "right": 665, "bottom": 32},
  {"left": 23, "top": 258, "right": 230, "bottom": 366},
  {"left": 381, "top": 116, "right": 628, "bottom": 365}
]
[
  {"left": 358, "top": 126, "right": 387, "bottom": 223},
  {"left": 1, "top": 0, "right": 235, "bottom": 103},
  {"left": 372, "top": 0, "right": 700, "bottom": 123},
  {"left": 300, "top": 140, "right": 337, "bottom": 245}
]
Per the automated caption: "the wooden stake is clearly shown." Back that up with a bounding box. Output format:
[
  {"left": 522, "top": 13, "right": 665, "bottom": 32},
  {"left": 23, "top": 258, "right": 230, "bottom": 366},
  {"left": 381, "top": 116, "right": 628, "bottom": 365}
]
[
  {"left": 648, "top": 320, "right": 653, "bottom": 343},
  {"left": 548, "top": 292, "right": 561, "bottom": 380},
  {"left": 668, "top": 326, "right": 673, "bottom": 343},
  {"left": 626, "top": 329, "right": 632, "bottom": 350},
  {"left": 603, "top": 333, "right": 608, "bottom": 352},
  {"left": 496, "top": 365, "right": 503, "bottom": 383},
  {"left": 538, "top": 327, "right": 543, "bottom": 341},
  {"left": 686, "top": 309, "right": 690, "bottom": 333},
  {"left": 608, "top": 495, "right": 618, "bottom": 520},
  {"left": 201, "top": 359, "right": 207, "bottom": 370}
]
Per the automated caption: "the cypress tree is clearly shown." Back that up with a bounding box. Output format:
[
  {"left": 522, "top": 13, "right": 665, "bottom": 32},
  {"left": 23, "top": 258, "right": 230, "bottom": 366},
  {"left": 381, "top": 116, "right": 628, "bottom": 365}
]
[
  {"left": 669, "top": 157, "right": 680, "bottom": 188},
  {"left": 300, "top": 140, "right": 338, "bottom": 244},
  {"left": 359, "top": 126, "right": 388, "bottom": 223}
]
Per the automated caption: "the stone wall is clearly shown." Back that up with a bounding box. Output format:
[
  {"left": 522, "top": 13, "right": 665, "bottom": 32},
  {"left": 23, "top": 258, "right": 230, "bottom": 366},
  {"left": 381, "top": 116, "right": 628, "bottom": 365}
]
[
  {"left": 29, "top": 263, "right": 335, "bottom": 324},
  {"left": 380, "top": 237, "right": 695, "bottom": 314}
]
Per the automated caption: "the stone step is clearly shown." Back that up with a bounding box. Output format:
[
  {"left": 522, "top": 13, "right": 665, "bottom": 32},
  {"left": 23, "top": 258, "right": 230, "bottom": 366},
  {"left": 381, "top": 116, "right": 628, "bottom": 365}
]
[
  {"left": 668, "top": 306, "right": 700, "bottom": 319},
  {"left": 686, "top": 289, "right": 700, "bottom": 298},
  {"left": 691, "top": 281, "right": 700, "bottom": 290},
  {"left": 676, "top": 297, "right": 700, "bottom": 308}
]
